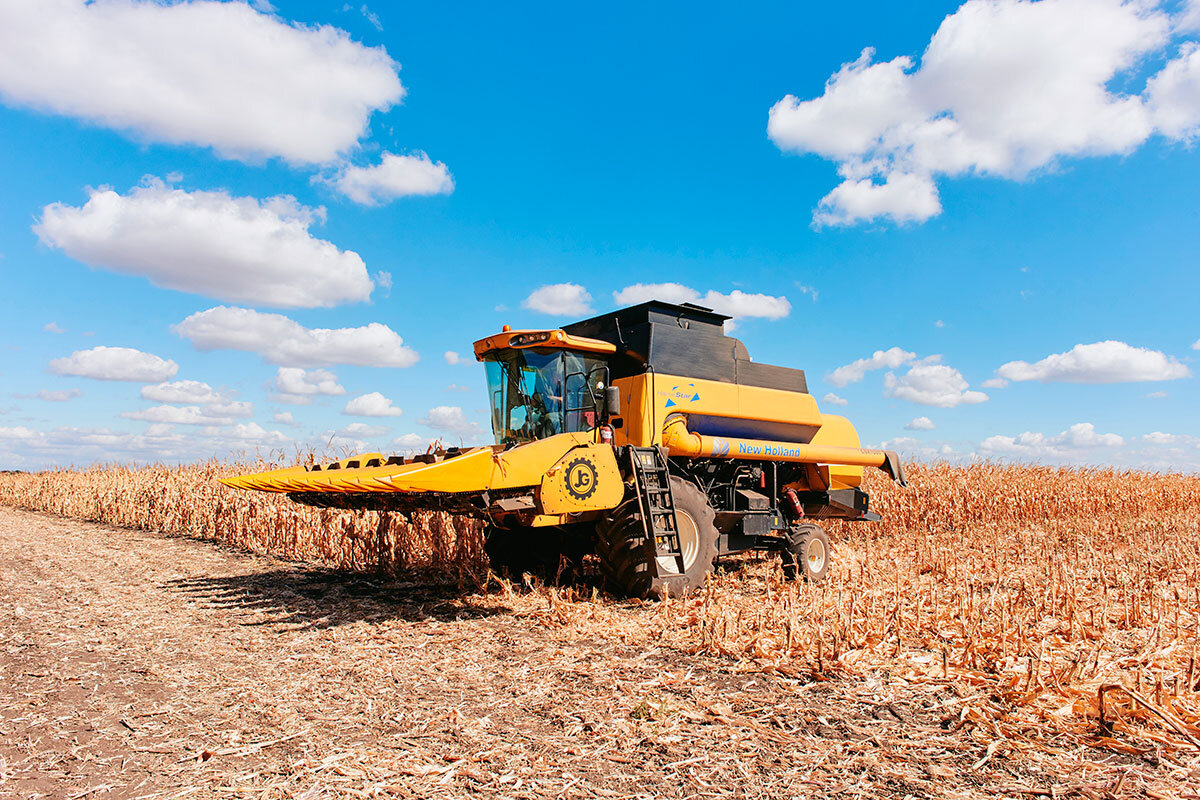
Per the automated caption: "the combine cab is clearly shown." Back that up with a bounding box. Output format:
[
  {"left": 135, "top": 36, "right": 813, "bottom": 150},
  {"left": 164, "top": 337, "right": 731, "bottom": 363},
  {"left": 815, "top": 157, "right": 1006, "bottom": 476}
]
[{"left": 223, "top": 301, "right": 906, "bottom": 597}]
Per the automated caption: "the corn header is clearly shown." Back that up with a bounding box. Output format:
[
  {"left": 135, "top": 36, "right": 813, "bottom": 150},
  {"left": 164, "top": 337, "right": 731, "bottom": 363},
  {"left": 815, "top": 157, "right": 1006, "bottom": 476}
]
[{"left": 223, "top": 301, "right": 906, "bottom": 597}]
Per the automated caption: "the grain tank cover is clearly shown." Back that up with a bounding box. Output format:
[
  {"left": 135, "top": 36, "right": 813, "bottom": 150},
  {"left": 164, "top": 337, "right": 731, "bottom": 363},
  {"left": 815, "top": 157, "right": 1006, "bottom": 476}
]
[{"left": 562, "top": 300, "right": 808, "bottom": 393}]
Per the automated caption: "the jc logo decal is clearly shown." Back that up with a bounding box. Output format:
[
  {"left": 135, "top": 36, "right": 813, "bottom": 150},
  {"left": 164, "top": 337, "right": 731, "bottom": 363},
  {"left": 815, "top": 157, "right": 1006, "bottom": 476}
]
[{"left": 564, "top": 456, "right": 599, "bottom": 501}]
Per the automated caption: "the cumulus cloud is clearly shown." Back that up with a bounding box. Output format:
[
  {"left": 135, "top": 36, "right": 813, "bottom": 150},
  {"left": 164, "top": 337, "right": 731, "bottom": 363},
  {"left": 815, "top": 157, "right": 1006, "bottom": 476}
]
[
  {"left": 996, "top": 341, "right": 1190, "bottom": 383},
  {"left": 141, "top": 380, "right": 226, "bottom": 405},
  {"left": 205, "top": 400, "right": 254, "bottom": 418},
  {"left": 273, "top": 411, "right": 298, "bottom": 426},
  {"left": 444, "top": 351, "right": 468, "bottom": 365},
  {"left": 49, "top": 346, "right": 178, "bottom": 382},
  {"left": 828, "top": 347, "right": 916, "bottom": 387},
  {"left": 324, "top": 152, "right": 454, "bottom": 205},
  {"left": 0, "top": 0, "right": 403, "bottom": 164},
  {"left": 393, "top": 432, "right": 437, "bottom": 453},
  {"left": 523, "top": 283, "right": 593, "bottom": 316},
  {"left": 768, "top": 0, "right": 1200, "bottom": 226},
  {"left": 418, "top": 405, "right": 485, "bottom": 440},
  {"left": 905, "top": 416, "right": 936, "bottom": 431},
  {"left": 981, "top": 377, "right": 1010, "bottom": 389},
  {"left": 36, "top": 179, "right": 373, "bottom": 308},
  {"left": 981, "top": 422, "right": 1123, "bottom": 457},
  {"left": 274, "top": 368, "right": 346, "bottom": 405},
  {"left": 612, "top": 284, "right": 791, "bottom": 322},
  {"left": 44, "top": 322, "right": 65, "bottom": 334},
  {"left": 337, "top": 421, "right": 390, "bottom": 438},
  {"left": 884, "top": 363, "right": 988, "bottom": 408},
  {"left": 344, "top": 391, "right": 403, "bottom": 417},
  {"left": 823, "top": 392, "right": 848, "bottom": 407},
  {"left": 228, "top": 422, "right": 290, "bottom": 443},
  {"left": 174, "top": 306, "right": 418, "bottom": 367}
]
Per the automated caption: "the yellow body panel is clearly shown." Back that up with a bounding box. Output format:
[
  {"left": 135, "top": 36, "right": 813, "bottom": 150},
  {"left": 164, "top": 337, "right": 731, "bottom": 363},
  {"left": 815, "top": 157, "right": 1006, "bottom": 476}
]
[{"left": 538, "top": 443, "right": 625, "bottom": 515}]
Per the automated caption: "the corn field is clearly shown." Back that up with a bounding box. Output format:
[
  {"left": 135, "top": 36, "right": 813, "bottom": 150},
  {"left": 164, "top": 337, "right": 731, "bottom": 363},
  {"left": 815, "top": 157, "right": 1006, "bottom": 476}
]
[{"left": 2, "top": 460, "right": 1199, "bottom": 756}]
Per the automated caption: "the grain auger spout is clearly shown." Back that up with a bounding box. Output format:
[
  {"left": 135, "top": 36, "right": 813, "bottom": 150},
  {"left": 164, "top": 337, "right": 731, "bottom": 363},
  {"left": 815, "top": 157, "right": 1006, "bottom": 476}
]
[
  {"left": 221, "top": 300, "right": 908, "bottom": 598},
  {"left": 660, "top": 413, "right": 906, "bottom": 486}
]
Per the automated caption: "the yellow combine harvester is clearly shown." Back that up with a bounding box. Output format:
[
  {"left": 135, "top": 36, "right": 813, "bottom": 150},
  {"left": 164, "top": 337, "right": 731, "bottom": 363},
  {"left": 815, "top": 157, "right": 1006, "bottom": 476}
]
[{"left": 223, "top": 301, "right": 906, "bottom": 597}]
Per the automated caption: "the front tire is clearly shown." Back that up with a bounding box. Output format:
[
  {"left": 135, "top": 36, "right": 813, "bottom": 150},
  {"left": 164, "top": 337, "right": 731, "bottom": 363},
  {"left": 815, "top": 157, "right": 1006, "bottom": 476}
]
[
  {"left": 781, "top": 522, "right": 831, "bottom": 582},
  {"left": 595, "top": 476, "right": 718, "bottom": 599}
]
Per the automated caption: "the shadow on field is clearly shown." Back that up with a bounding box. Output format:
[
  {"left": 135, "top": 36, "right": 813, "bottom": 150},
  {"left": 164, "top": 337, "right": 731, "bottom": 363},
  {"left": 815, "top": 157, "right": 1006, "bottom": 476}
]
[{"left": 167, "top": 568, "right": 508, "bottom": 629}]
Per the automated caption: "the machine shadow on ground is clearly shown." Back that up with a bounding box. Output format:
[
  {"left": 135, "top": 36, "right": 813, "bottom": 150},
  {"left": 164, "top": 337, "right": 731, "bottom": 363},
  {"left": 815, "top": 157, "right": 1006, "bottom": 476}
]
[{"left": 167, "top": 567, "right": 512, "bottom": 629}]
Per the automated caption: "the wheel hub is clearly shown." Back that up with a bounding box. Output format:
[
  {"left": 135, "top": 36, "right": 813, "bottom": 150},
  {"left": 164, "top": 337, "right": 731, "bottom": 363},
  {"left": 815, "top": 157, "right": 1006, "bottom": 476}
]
[{"left": 657, "top": 508, "right": 700, "bottom": 575}]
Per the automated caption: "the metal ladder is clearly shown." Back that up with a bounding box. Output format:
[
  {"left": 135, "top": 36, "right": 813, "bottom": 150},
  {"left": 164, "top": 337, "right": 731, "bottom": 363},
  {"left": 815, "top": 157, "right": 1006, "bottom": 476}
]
[{"left": 628, "top": 447, "right": 686, "bottom": 575}]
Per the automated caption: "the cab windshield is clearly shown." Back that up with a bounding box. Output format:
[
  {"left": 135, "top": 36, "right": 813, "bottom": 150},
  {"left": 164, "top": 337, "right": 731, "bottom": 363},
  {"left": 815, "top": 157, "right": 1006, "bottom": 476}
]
[{"left": 483, "top": 348, "right": 608, "bottom": 444}]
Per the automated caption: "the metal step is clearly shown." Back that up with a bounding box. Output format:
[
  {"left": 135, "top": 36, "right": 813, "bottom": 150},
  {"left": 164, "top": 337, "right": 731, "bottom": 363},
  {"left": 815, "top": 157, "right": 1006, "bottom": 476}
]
[{"left": 628, "top": 447, "right": 686, "bottom": 575}]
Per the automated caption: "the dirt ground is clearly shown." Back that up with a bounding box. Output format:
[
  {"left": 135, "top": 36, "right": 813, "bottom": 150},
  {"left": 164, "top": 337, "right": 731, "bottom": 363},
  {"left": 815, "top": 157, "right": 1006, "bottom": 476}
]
[{"left": 0, "top": 507, "right": 1193, "bottom": 799}]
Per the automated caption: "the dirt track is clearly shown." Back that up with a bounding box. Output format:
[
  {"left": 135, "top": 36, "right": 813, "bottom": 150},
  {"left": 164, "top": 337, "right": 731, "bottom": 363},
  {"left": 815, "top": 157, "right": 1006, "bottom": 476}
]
[{"left": 0, "top": 507, "right": 1185, "bottom": 799}]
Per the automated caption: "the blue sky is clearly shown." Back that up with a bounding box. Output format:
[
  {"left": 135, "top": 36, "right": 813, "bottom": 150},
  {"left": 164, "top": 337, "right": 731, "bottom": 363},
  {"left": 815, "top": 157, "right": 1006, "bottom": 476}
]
[{"left": 1, "top": 0, "right": 1199, "bottom": 471}]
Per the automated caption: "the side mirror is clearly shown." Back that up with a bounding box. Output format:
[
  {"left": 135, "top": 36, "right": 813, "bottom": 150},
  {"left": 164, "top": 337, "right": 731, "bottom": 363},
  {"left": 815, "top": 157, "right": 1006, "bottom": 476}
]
[{"left": 604, "top": 385, "right": 620, "bottom": 419}]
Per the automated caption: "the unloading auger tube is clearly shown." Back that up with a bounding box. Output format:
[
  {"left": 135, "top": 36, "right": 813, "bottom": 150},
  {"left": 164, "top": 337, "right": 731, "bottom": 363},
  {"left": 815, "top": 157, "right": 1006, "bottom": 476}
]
[
  {"left": 217, "top": 299, "right": 911, "bottom": 599},
  {"left": 660, "top": 413, "right": 907, "bottom": 486}
]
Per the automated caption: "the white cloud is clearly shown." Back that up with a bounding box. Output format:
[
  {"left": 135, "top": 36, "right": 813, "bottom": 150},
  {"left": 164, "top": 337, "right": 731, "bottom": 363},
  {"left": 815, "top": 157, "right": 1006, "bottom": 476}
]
[
  {"left": 444, "top": 351, "right": 468, "bottom": 365},
  {"left": 1146, "top": 42, "right": 1200, "bottom": 139},
  {"left": 44, "top": 322, "right": 65, "bottom": 334},
  {"left": 768, "top": 0, "right": 1200, "bottom": 225},
  {"left": 823, "top": 392, "right": 848, "bottom": 407},
  {"left": 121, "top": 405, "right": 233, "bottom": 426},
  {"left": 418, "top": 405, "right": 485, "bottom": 440},
  {"left": 1144, "top": 431, "right": 1180, "bottom": 444},
  {"left": 324, "top": 152, "right": 454, "bottom": 205},
  {"left": 36, "top": 179, "right": 372, "bottom": 308},
  {"left": 141, "top": 380, "right": 225, "bottom": 405},
  {"left": 1181, "top": 0, "right": 1200, "bottom": 33},
  {"left": 17, "top": 389, "right": 83, "bottom": 402},
  {"left": 0, "top": 426, "right": 38, "bottom": 440},
  {"left": 981, "top": 377, "right": 1010, "bottom": 389},
  {"left": 273, "top": 411, "right": 298, "bottom": 426},
  {"left": 812, "top": 171, "right": 942, "bottom": 227},
  {"left": 878, "top": 436, "right": 959, "bottom": 460},
  {"left": 274, "top": 368, "right": 346, "bottom": 405},
  {"left": 996, "top": 341, "right": 1190, "bottom": 383},
  {"left": 612, "top": 284, "right": 791, "bottom": 321},
  {"left": 205, "top": 400, "right": 254, "bottom": 418},
  {"left": 0, "top": 0, "right": 403, "bottom": 164},
  {"left": 228, "top": 422, "right": 290, "bottom": 443},
  {"left": 337, "top": 421, "right": 390, "bottom": 438},
  {"left": 523, "top": 283, "right": 593, "bottom": 316},
  {"left": 344, "top": 391, "right": 403, "bottom": 417},
  {"left": 1193, "top": 338, "right": 1200, "bottom": 350},
  {"left": 981, "top": 422, "right": 1123, "bottom": 457},
  {"left": 905, "top": 416, "right": 936, "bottom": 431},
  {"left": 174, "top": 306, "right": 418, "bottom": 367},
  {"left": 828, "top": 347, "right": 916, "bottom": 387},
  {"left": 446, "top": 384, "right": 473, "bottom": 393},
  {"left": 884, "top": 363, "right": 988, "bottom": 408},
  {"left": 1145, "top": 391, "right": 1168, "bottom": 399},
  {"left": 49, "top": 346, "right": 178, "bottom": 382},
  {"left": 393, "top": 432, "right": 437, "bottom": 453}
]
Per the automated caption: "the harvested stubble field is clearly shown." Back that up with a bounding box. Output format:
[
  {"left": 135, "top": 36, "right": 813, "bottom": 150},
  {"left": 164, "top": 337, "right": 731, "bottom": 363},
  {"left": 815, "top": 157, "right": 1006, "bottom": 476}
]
[{"left": 1, "top": 462, "right": 1200, "bottom": 799}]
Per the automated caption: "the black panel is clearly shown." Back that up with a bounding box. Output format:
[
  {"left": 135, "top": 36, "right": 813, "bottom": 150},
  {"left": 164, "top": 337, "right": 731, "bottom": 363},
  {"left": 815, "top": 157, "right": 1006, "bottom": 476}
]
[{"left": 563, "top": 300, "right": 808, "bottom": 393}]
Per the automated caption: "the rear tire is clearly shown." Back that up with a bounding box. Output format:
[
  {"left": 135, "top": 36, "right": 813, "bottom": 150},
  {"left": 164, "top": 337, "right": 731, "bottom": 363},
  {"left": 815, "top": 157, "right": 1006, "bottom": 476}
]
[
  {"left": 595, "top": 476, "right": 717, "bottom": 599},
  {"left": 781, "top": 522, "right": 831, "bottom": 583}
]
